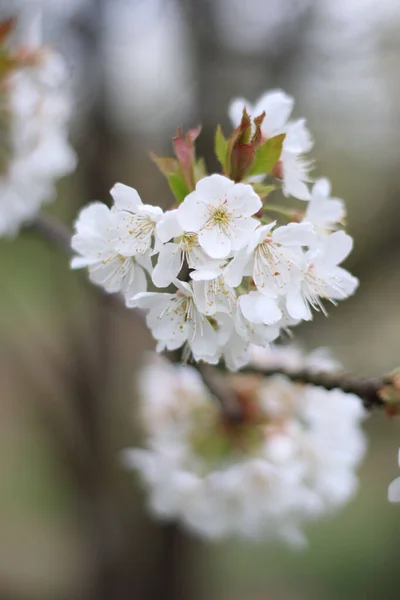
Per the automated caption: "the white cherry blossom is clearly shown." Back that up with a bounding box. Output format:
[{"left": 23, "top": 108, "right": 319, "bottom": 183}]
[
  {"left": 176, "top": 174, "right": 262, "bottom": 259},
  {"left": 71, "top": 203, "right": 150, "bottom": 303},
  {"left": 111, "top": 183, "right": 163, "bottom": 256},
  {"left": 124, "top": 356, "right": 366, "bottom": 544},
  {"left": 305, "top": 178, "right": 346, "bottom": 234},
  {"left": 286, "top": 231, "right": 359, "bottom": 321},
  {"left": 0, "top": 45, "right": 76, "bottom": 237},
  {"left": 153, "top": 209, "right": 220, "bottom": 288},
  {"left": 228, "top": 89, "right": 313, "bottom": 200},
  {"left": 225, "top": 221, "right": 316, "bottom": 296},
  {"left": 133, "top": 280, "right": 220, "bottom": 363}
]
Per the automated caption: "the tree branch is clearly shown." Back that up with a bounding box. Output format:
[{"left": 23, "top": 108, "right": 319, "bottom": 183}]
[
  {"left": 28, "top": 213, "right": 397, "bottom": 417},
  {"left": 29, "top": 212, "right": 74, "bottom": 255},
  {"left": 239, "top": 365, "right": 391, "bottom": 411}
]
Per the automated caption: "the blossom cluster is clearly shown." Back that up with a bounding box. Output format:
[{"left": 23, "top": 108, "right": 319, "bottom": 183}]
[
  {"left": 72, "top": 89, "right": 358, "bottom": 371},
  {"left": 122, "top": 349, "right": 366, "bottom": 544},
  {"left": 0, "top": 18, "right": 76, "bottom": 237}
]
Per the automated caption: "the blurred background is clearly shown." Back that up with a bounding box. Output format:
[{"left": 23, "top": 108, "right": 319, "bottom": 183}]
[{"left": 1, "top": 0, "right": 400, "bottom": 598}]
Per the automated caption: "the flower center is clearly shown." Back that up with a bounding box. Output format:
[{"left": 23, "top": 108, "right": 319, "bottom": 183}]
[{"left": 210, "top": 206, "right": 229, "bottom": 225}]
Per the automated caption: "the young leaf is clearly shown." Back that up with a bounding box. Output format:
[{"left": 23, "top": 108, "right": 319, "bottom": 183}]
[
  {"left": 194, "top": 157, "right": 207, "bottom": 182},
  {"left": 252, "top": 183, "right": 276, "bottom": 200},
  {"left": 248, "top": 134, "right": 285, "bottom": 176},
  {"left": 215, "top": 125, "right": 228, "bottom": 169},
  {"left": 149, "top": 153, "right": 179, "bottom": 177},
  {"left": 167, "top": 172, "right": 189, "bottom": 204}
]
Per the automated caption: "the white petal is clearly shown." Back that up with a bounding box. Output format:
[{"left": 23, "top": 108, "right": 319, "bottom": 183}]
[
  {"left": 176, "top": 192, "right": 209, "bottom": 232},
  {"left": 312, "top": 178, "right": 331, "bottom": 198},
  {"left": 284, "top": 119, "right": 313, "bottom": 154},
  {"left": 272, "top": 222, "right": 316, "bottom": 247},
  {"left": 286, "top": 285, "right": 311, "bottom": 321},
  {"left": 228, "top": 97, "right": 252, "bottom": 127},
  {"left": 152, "top": 243, "right": 182, "bottom": 288},
  {"left": 388, "top": 477, "right": 400, "bottom": 502},
  {"left": 156, "top": 209, "right": 183, "bottom": 242},
  {"left": 323, "top": 231, "right": 353, "bottom": 267},
  {"left": 195, "top": 174, "right": 235, "bottom": 206},
  {"left": 227, "top": 184, "right": 262, "bottom": 217},
  {"left": 223, "top": 253, "right": 250, "bottom": 287},
  {"left": 134, "top": 292, "right": 173, "bottom": 310},
  {"left": 239, "top": 292, "right": 282, "bottom": 325},
  {"left": 110, "top": 183, "right": 143, "bottom": 212},
  {"left": 228, "top": 218, "right": 260, "bottom": 251},
  {"left": 124, "top": 265, "right": 148, "bottom": 306},
  {"left": 190, "top": 267, "right": 223, "bottom": 281},
  {"left": 198, "top": 226, "right": 231, "bottom": 259},
  {"left": 253, "top": 89, "right": 294, "bottom": 134}
]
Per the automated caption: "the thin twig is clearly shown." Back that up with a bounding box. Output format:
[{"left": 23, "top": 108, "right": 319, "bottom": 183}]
[
  {"left": 28, "top": 213, "right": 395, "bottom": 416},
  {"left": 29, "top": 212, "right": 73, "bottom": 255},
  {"left": 238, "top": 365, "right": 389, "bottom": 411}
]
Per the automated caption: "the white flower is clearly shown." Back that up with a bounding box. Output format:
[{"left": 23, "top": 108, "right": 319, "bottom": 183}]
[
  {"left": 228, "top": 89, "right": 313, "bottom": 200},
  {"left": 224, "top": 221, "right": 316, "bottom": 296},
  {"left": 0, "top": 46, "right": 76, "bottom": 237},
  {"left": 191, "top": 269, "right": 237, "bottom": 317},
  {"left": 286, "top": 231, "right": 358, "bottom": 321},
  {"left": 111, "top": 183, "right": 163, "bottom": 256},
  {"left": 388, "top": 449, "right": 400, "bottom": 503},
  {"left": 71, "top": 203, "right": 150, "bottom": 303},
  {"left": 123, "top": 356, "right": 367, "bottom": 544},
  {"left": 235, "top": 292, "right": 281, "bottom": 348},
  {"left": 304, "top": 178, "right": 346, "bottom": 234},
  {"left": 133, "top": 280, "right": 220, "bottom": 363},
  {"left": 152, "top": 209, "right": 221, "bottom": 288},
  {"left": 176, "top": 174, "right": 262, "bottom": 259}
]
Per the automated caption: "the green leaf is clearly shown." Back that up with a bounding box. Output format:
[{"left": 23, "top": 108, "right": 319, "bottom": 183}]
[
  {"left": 215, "top": 125, "right": 228, "bottom": 169},
  {"left": 194, "top": 157, "right": 207, "bottom": 181},
  {"left": 167, "top": 172, "right": 189, "bottom": 203},
  {"left": 149, "top": 153, "right": 179, "bottom": 177},
  {"left": 252, "top": 183, "right": 276, "bottom": 200},
  {"left": 248, "top": 134, "right": 285, "bottom": 176}
]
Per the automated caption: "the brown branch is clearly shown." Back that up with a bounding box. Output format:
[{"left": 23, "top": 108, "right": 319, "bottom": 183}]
[
  {"left": 196, "top": 363, "right": 244, "bottom": 422},
  {"left": 29, "top": 213, "right": 396, "bottom": 416},
  {"left": 29, "top": 212, "right": 74, "bottom": 255},
  {"left": 238, "top": 365, "right": 391, "bottom": 411}
]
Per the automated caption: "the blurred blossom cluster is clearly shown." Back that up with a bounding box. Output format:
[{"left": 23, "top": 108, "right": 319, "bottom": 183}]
[
  {"left": 123, "top": 349, "right": 366, "bottom": 544},
  {"left": 0, "top": 17, "right": 76, "bottom": 237}
]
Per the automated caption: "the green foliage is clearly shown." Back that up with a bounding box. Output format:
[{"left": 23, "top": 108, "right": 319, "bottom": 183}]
[
  {"left": 248, "top": 133, "right": 285, "bottom": 176},
  {"left": 215, "top": 125, "right": 228, "bottom": 170},
  {"left": 167, "top": 172, "right": 189, "bottom": 204}
]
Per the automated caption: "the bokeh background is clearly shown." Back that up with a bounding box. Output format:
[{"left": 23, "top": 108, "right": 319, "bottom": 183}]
[{"left": 1, "top": 0, "right": 400, "bottom": 598}]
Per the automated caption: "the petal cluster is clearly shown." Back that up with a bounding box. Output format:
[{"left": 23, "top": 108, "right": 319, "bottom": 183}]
[
  {"left": 71, "top": 89, "right": 358, "bottom": 372},
  {"left": 123, "top": 353, "right": 367, "bottom": 544},
  {"left": 0, "top": 45, "right": 76, "bottom": 237}
]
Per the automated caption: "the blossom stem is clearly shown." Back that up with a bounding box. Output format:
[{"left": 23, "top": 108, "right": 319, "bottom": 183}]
[{"left": 28, "top": 213, "right": 394, "bottom": 415}]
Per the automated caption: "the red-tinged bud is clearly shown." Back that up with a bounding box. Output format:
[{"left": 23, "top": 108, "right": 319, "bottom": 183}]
[
  {"left": 0, "top": 17, "right": 16, "bottom": 47},
  {"left": 173, "top": 125, "right": 202, "bottom": 191},
  {"left": 227, "top": 109, "right": 265, "bottom": 182},
  {"left": 252, "top": 111, "right": 266, "bottom": 148}
]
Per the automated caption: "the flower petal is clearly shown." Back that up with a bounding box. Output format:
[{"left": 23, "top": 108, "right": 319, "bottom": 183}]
[
  {"left": 156, "top": 209, "right": 183, "bottom": 243},
  {"left": 111, "top": 183, "right": 143, "bottom": 212},
  {"left": 388, "top": 477, "right": 400, "bottom": 502},
  {"left": 177, "top": 192, "right": 209, "bottom": 232},
  {"left": 152, "top": 243, "right": 182, "bottom": 288},
  {"left": 198, "top": 226, "right": 231, "bottom": 259},
  {"left": 272, "top": 222, "right": 316, "bottom": 247}
]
